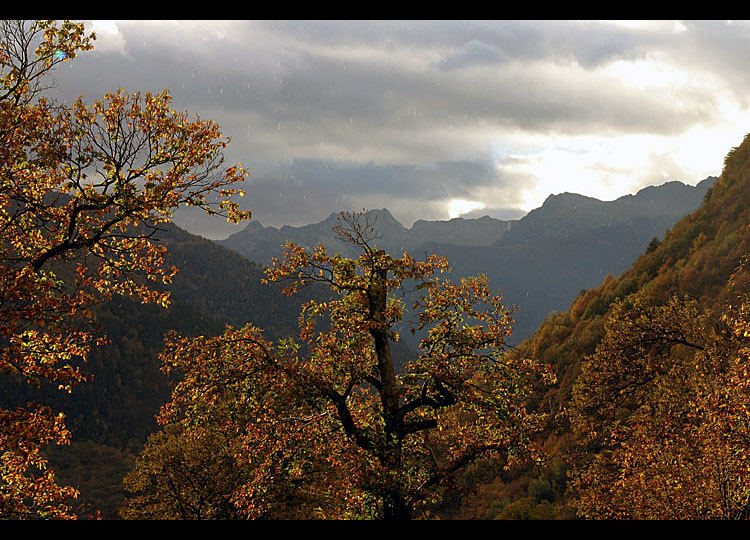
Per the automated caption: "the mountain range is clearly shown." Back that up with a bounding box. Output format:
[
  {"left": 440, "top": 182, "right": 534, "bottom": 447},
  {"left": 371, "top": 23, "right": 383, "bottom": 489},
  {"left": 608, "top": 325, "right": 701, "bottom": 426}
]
[{"left": 220, "top": 177, "right": 716, "bottom": 341}]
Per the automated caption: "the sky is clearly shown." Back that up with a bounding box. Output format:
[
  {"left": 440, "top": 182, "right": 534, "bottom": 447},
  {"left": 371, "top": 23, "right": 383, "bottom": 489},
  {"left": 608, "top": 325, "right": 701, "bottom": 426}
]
[{"left": 47, "top": 19, "right": 750, "bottom": 239}]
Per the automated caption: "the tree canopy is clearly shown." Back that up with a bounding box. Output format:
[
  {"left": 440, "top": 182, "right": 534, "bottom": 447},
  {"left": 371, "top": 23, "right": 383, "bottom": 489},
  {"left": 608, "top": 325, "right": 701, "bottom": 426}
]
[
  {"left": 0, "top": 20, "right": 249, "bottom": 518},
  {"left": 569, "top": 257, "right": 750, "bottom": 519},
  {"left": 123, "top": 212, "right": 555, "bottom": 519}
]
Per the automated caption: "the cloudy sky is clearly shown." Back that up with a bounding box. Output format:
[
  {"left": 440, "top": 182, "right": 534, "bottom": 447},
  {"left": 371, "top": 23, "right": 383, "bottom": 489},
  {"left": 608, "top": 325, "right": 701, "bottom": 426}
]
[{"left": 49, "top": 20, "right": 750, "bottom": 239}]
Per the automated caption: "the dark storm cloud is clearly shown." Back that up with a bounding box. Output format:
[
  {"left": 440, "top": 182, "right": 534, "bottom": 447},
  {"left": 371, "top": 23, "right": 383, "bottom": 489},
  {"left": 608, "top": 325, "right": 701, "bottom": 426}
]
[
  {"left": 240, "top": 28, "right": 708, "bottom": 138},
  {"left": 53, "top": 39, "right": 712, "bottom": 154},
  {"left": 432, "top": 20, "right": 651, "bottom": 71},
  {"left": 42, "top": 20, "right": 750, "bottom": 238},
  {"left": 266, "top": 159, "right": 500, "bottom": 199},
  {"left": 262, "top": 20, "right": 652, "bottom": 69},
  {"left": 236, "top": 158, "right": 506, "bottom": 224},
  {"left": 436, "top": 40, "right": 509, "bottom": 71},
  {"left": 53, "top": 20, "right": 716, "bottom": 140}
]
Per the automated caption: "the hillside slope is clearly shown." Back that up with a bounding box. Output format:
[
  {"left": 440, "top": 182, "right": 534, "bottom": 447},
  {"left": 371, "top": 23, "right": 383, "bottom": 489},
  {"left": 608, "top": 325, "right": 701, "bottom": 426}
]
[
  {"left": 11, "top": 224, "right": 317, "bottom": 518},
  {"left": 517, "top": 158, "right": 747, "bottom": 412},
  {"left": 454, "top": 135, "right": 750, "bottom": 519}
]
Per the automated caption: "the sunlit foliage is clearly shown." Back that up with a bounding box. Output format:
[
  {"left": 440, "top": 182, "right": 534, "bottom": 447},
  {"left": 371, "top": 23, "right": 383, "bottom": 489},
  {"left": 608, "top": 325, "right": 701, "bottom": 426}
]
[
  {"left": 124, "top": 212, "right": 554, "bottom": 519},
  {"left": 0, "top": 20, "right": 249, "bottom": 518}
]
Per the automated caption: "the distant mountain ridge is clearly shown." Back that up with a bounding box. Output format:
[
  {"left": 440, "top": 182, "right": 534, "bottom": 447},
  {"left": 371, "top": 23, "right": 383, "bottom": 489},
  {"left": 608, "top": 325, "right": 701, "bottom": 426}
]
[
  {"left": 505, "top": 178, "right": 716, "bottom": 244},
  {"left": 220, "top": 178, "right": 716, "bottom": 341},
  {"left": 220, "top": 208, "right": 516, "bottom": 263},
  {"left": 221, "top": 178, "right": 714, "bottom": 259}
]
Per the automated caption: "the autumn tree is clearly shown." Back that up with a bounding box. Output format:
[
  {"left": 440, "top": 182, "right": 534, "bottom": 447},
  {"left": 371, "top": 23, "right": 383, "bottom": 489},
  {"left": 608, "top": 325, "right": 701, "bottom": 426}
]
[
  {"left": 126, "top": 212, "right": 554, "bottom": 520},
  {"left": 569, "top": 256, "right": 750, "bottom": 519},
  {"left": 0, "top": 20, "right": 249, "bottom": 518},
  {"left": 120, "top": 424, "right": 249, "bottom": 520}
]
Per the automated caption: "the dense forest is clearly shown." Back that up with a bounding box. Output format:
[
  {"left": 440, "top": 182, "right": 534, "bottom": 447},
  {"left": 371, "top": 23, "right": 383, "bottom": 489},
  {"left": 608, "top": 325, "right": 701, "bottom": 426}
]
[{"left": 1, "top": 20, "right": 749, "bottom": 520}]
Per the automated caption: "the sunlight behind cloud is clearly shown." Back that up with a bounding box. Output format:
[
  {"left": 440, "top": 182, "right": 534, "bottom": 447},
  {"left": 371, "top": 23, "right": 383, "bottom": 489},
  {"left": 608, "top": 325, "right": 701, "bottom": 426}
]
[
  {"left": 604, "top": 58, "right": 695, "bottom": 91},
  {"left": 447, "top": 199, "right": 485, "bottom": 219},
  {"left": 493, "top": 124, "right": 743, "bottom": 215},
  {"left": 88, "top": 20, "right": 126, "bottom": 55}
]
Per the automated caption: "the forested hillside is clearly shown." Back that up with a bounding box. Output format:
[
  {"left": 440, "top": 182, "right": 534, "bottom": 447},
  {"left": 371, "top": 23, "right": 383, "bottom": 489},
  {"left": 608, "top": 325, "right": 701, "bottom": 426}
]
[
  {"left": 450, "top": 134, "right": 750, "bottom": 519},
  {"left": 519, "top": 143, "right": 748, "bottom": 422},
  {"left": 5, "top": 224, "right": 315, "bottom": 518}
]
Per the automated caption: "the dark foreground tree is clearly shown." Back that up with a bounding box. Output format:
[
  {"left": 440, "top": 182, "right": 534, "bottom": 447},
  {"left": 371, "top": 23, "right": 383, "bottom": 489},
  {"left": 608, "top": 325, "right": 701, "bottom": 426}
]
[
  {"left": 124, "top": 212, "right": 554, "bottom": 519},
  {"left": 0, "top": 20, "right": 249, "bottom": 518}
]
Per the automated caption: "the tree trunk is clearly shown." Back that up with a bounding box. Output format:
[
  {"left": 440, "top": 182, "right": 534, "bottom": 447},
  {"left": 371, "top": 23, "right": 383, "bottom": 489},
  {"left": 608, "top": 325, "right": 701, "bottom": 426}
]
[
  {"left": 382, "top": 488, "right": 412, "bottom": 520},
  {"left": 369, "top": 255, "right": 410, "bottom": 520}
]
